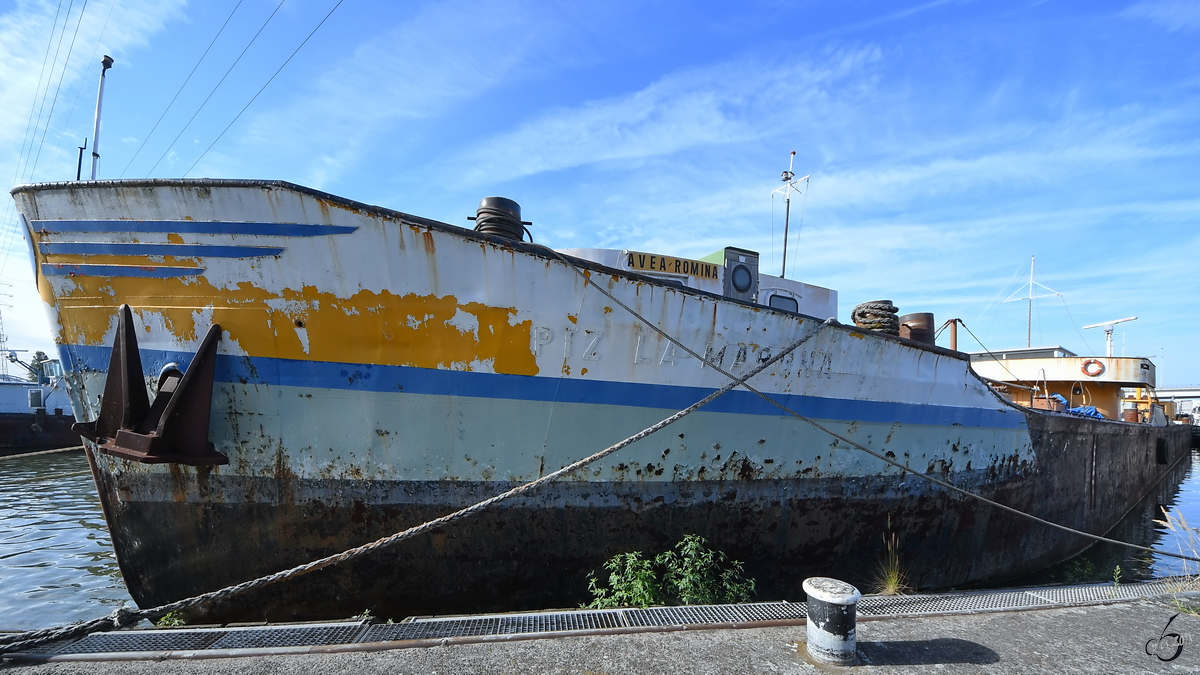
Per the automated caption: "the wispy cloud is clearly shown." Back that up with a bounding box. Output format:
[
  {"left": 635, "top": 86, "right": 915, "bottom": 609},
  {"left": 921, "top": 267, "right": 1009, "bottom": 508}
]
[
  {"left": 0, "top": 0, "right": 184, "bottom": 352},
  {"left": 194, "top": 0, "right": 634, "bottom": 187},
  {"left": 0, "top": 0, "right": 186, "bottom": 183},
  {"left": 1122, "top": 0, "right": 1200, "bottom": 31},
  {"left": 450, "top": 47, "right": 882, "bottom": 185}
]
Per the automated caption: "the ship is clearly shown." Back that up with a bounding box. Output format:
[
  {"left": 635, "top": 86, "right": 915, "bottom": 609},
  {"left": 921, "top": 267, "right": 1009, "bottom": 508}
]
[
  {"left": 11, "top": 178, "right": 1192, "bottom": 622},
  {"left": 0, "top": 354, "right": 77, "bottom": 456}
]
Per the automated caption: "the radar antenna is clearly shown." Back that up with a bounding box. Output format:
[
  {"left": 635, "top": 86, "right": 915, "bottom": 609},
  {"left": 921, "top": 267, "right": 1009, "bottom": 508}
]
[{"left": 1083, "top": 316, "right": 1137, "bottom": 357}]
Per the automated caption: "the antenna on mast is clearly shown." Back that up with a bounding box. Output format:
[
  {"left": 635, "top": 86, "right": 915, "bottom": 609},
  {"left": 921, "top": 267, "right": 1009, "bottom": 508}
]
[
  {"left": 1083, "top": 316, "right": 1137, "bottom": 357},
  {"left": 771, "top": 151, "right": 809, "bottom": 279},
  {"left": 1001, "top": 255, "right": 1061, "bottom": 347}
]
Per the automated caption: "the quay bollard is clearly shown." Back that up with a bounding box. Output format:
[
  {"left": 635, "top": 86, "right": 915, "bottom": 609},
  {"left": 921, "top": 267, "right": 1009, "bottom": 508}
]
[{"left": 803, "top": 576, "right": 861, "bottom": 665}]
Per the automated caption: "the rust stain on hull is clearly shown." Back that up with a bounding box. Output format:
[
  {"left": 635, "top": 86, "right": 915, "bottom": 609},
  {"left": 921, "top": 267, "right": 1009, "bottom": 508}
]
[{"left": 88, "top": 415, "right": 1193, "bottom": 624}]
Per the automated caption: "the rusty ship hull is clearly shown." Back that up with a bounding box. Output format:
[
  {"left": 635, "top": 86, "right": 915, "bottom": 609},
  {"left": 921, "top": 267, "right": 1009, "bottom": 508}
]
[{"left": 11, "top": 178, "right": 1192, "bottom": 622}]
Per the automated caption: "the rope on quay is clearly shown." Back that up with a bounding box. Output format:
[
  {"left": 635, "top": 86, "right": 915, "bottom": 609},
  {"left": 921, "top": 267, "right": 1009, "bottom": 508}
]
[
  {"left": 0, "top": 318, "right": 834, "bottom": 656},
  {"left": 0, "top": 446, "right": 85, "bottom": 461},
  {"left": 538, "top": 246, "right": 1200, "bottom": 565}
]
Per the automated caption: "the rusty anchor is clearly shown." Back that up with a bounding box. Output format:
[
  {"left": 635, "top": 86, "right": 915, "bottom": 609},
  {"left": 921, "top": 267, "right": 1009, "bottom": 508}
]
[{"left": 74, "top": 304, "right": 228, "bottom": 465}]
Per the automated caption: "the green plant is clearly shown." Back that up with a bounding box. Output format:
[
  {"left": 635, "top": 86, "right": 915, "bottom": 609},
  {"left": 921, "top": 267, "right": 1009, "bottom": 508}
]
[
  {"left": 586, "top": 550, "right": 666, "bottom": 609},
  {"left": 1155, "top": 507, "right": 1200, "bottom": 613},
  {"left": 1111, "top": 564, "right": 1123, "bottom": 597},
  {"left": 154, "top": 611, "right": 185, "bottom": 627},
  {"left": 585, "top": 535, "right": 755, "bottom": 609},
  {"left": 1060, "top": 557, "right": 1098, "bottom": 584},
  {"left": 871, "top": 531, "right": 911, "bottom": 596}
]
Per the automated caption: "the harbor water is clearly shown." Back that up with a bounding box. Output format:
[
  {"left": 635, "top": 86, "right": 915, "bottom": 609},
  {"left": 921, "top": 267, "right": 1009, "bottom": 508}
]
[
  {"left": 0, "top": 450, "right": 132, "bottom": 631},
  {"left": 2, "top": 447, "right": 1199, "bottom": 631}
]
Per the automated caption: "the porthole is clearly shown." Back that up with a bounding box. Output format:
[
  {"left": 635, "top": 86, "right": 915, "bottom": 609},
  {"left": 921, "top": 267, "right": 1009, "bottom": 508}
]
[{"left": 731, "top": 264, "right": 753, "bottom": 293}]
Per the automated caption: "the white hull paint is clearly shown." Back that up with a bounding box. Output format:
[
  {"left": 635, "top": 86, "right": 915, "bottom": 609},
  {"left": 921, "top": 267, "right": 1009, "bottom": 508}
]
[{"left": 11, "top": 179, "right": 1188, "bottom": 621}]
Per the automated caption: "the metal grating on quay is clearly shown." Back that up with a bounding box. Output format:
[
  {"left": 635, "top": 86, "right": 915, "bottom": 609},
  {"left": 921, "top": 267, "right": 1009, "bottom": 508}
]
[{"left": 17, "top": 579, "right": 1192, "bottom": 659}]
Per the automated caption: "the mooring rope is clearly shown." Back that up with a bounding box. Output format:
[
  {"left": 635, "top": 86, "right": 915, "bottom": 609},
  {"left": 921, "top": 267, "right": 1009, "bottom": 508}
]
[
  {"left": 538, "top": 247, "right": 1200, "bottom": 565},
  {"left": 4, "top": 245, "right": 1196, "bottom": 654},
  {"left": 0, "top": 446, "right": 84, "bottom": 462},
  {"left": 0, "top": 317, "right": 834, "bottom": 655}
]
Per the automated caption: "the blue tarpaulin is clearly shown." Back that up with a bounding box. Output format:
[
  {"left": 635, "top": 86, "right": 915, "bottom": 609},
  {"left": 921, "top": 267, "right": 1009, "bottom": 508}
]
[{"left": 1048, "top": 393, "right": 1106, "bottom": 418}]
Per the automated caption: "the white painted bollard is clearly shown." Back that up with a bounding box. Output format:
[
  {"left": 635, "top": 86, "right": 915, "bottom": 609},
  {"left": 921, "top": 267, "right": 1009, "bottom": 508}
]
[{"left": 804, "top": 577, "right": 861, "bottom": 665}]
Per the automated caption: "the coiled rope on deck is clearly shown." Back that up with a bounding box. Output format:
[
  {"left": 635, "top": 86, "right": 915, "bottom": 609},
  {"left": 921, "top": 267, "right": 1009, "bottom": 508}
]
[
  {"left": 0, "top": 316, "right": 834, "bottom": 655},
  {"left": 851, "top": 299, "right": 899, "bottom": 335}
]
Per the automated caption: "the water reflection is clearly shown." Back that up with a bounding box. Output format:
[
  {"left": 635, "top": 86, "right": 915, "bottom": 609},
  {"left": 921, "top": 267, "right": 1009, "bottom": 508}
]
[
  {"left": 0, "top": 451, "right": 132, "bottom": 631},
  {"left": 1, "top": 448, "right": 1197, "bottom": 631},
  {"left": 1010, "top": 449, "right": 1200, "bottom": 586}
]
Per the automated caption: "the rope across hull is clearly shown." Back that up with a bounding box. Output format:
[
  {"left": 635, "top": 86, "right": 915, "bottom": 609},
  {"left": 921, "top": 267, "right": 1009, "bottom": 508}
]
[
  {"left": 11, "top": 179, "right": 1191, "bottom": 621},
  {"left": 86, "top": 413, "right": 1190, "bottom": 623}
]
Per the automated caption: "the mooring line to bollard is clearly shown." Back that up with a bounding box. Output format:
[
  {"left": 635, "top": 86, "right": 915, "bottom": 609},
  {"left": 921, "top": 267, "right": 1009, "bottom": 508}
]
[
  {"left": 0, "top": 318, "right": 834, "bottom": 655},
  {"left": 540, "top": 246, "right": 1200, "bottom": 565},
  {"left": 0, "top": 446, "right": 85, "bottom": 461},
  {"left": 4, "top": 247, "right": 1196, "bottom": 655}
]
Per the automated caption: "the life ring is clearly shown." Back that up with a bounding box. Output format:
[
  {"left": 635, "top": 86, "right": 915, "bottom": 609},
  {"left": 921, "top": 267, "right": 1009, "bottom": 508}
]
[{"left": 1081, "top": 359, "right": 1105, "bottom": 377}]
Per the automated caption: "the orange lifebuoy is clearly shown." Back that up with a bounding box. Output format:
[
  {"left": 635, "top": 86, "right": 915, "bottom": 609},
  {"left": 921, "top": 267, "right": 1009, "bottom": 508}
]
[{"left": 1081, "top": 359, "right": 1105, "bottom": 377}]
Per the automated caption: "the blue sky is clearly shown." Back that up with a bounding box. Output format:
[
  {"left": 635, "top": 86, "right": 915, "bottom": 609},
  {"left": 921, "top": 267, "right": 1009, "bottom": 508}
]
[{"left": 1, "top": 0, "right": 1197, "bottom": 385}]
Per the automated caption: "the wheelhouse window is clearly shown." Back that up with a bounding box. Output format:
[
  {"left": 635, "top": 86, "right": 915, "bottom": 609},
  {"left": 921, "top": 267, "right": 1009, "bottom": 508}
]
[{"left": 768, "top": 294, "right": 799, "bottom": 313}]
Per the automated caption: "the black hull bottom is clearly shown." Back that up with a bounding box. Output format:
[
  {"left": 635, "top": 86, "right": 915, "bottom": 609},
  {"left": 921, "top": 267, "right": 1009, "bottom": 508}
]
[
  {"left": 0, "top": 411, "right": 79, "bottom": 456},
  {"left": 90, "top": 416, "right": 1193, "bottom": 623}
]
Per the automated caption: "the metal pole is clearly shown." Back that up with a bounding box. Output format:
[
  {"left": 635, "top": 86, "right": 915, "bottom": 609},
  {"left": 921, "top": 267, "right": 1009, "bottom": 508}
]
[
  {"left": 780, "top": 151, "right": 796, "bottom": 278},
  {"left": 1026, "top": 255, "right": 1034, "bottom": 348},
  {"left": 950, "top": 319, "right": 958, "bottom": 351},
  {"left": 76, "top": 139, "right": 88, "bottom": 181},
  {"left": 781, "top": 195, "right": 791, "bottom": 277},
  {"left": 89, "top": 56, "right": 114, "bottom": 180}
]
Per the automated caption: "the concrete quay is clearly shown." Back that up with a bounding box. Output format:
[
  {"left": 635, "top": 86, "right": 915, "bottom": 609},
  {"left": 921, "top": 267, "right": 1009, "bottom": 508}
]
[{"left": 6, "top": 594, "right": 1200, "bottom": 674}]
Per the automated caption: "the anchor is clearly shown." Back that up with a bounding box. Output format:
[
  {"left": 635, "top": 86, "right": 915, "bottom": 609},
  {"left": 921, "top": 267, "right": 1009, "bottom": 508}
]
[{"left": 74, "top": 305, "right": 228, "bottom": 465}]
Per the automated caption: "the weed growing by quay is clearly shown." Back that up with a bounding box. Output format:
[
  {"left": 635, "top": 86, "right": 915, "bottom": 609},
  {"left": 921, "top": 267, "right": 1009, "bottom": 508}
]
[{"left": 585, "top": 534, "right": 756, "bottom": 609}]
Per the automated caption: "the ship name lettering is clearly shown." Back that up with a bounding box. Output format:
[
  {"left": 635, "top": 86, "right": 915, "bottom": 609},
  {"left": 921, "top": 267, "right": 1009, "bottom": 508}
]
[
  {"left": 660, "top": 344, "right": 678, "bottom": 366},
  {"left": 702, "top": 343, "right": 727, "bottom": 369},
  {"left": 634, "top": 333, "right": 654, "bottom": 365},
  {"left": 582, "top": 330, "right": 603, "bottom": 361},
  {"left": 531, "top": 327, "right": 553, "bottom": 356},
  {"left": 626, "top": 251, "right": 719, "bottom": 280}
]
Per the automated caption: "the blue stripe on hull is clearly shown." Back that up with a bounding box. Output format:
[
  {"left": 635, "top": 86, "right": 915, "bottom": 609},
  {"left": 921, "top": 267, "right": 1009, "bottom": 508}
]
[
  {"left": 32, "top": 220, "right": 357, "bottom": 236},
  {"left": 40, "top": 242, "right": 284, "bottom": 258},
  {"left": 58, "top": 344, "right": 1024, "bottom": 430},
  {"left": 42, "top": 264, "right": 205, "bottom": 278}
]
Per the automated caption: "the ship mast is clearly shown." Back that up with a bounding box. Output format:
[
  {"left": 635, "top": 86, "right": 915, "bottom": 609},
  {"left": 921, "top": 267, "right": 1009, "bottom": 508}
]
[
  {"left": 1001, "top": 255, "right": 1061, "bottom": 348},
  {"left": 89, "top": 56, "right": 114, "bottom": 180},
  {"left": 771, "top": 151, "right": 809, "bottom": 279}
]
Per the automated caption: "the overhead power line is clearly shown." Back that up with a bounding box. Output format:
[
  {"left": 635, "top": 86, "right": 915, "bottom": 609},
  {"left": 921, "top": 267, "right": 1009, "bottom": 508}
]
[
  {"left": 23, "top": 0, "right": 78, "bottom": 182},
  {"left": 146, "top": 0, "right": 289, "bottom": 177},
  {"left": 185, "top": 0, "right": 348, "bottom": 177},
  {"left": 13, "top": 0, "right": 66, "bottom": 186},
  {"left": 59, "top": 0, "right": 121, "bottom": 149},
  {"left": 27, "top": 0, "right": 92, "bottom": 182},
  {"left": 120, "top": 0, "right": 246, "bottom": 178}
]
